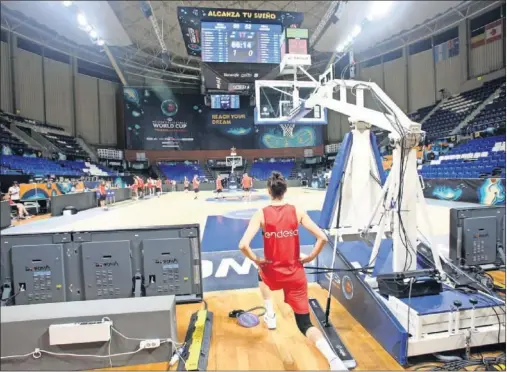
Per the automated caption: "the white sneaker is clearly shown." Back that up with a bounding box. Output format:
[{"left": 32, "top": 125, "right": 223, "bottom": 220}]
[
  {"left": 263, "top": 313, "right": 276, "bottom": 330},
  {"left": 329, "top": 357, "right": 349, "bottom": 371}
]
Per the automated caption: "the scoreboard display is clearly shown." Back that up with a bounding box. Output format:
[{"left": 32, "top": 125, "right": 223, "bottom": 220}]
[
  {"left": 281, "top": 28, "right": 309, "bottom": 56},
  {"left": 210, "top": 95, "right": 240, "bottom": 109},
  {"left": 201, "top": 22, "right": 282, "bottom": 64}
]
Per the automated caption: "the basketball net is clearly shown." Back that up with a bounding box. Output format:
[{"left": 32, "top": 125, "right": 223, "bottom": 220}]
[{"left": 280, "top": 123, "right": 295, "bottom": 138}]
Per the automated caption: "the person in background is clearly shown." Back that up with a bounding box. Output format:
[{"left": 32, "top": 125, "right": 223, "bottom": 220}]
[
  {"left": 215, "top": 175, "right": 224, "bottom": 199},
  {"left": 192, "top": 175, "right": 200, "bottom": 200},
  {"left": 3, "top": 191, "right": 31, "bottom": 220},
  {"left": 138, "top": 176, "right": 145, "bottom": 199},
  {"left": 183, "top": 177, "right": 189, "bottom": 193},
  {"left": 131, "top": 176, "right": 140, "bottom": 200},
  {"left": 105, "top": 180, "right": 114, "bottom": 206},
  {"left": 97, "top": 180, "right": 108, "bottom": 211},
  {"left": 70, "top": 181, "right": 77, "bottom": 193},
  {"left": 155, "top": 178, "right": 162, "bottom": 197},
  {"left": 242, "top": 173, "right": 253, "bottom": 201},
  {"left": 8, "top": 181, "right": 21, "bottom": 203},
  {"left": 147, "top": 177, "right": 155, "bottom": 197}
]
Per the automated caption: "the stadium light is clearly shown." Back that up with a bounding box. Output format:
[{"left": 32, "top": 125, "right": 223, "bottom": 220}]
[
  {"left": 62, "top": 1, "right": 72, "bottom": 7},
  {"left": 96, "top": 39, "right": 105, "bottom": 46},
  {"left": 367, "top": 1, "right": 393, "bottom": 21},
  {"left": 89, "top": 29, "right": 97, "bottom": 39},
  {"left": 336, "top": 44, "right": 345, "bottom": 53},
  {"left": 77, "top": 13, "right": 87, "bottom": 27},
  {"left": 351, "top": 24, "right": 362, "bottom": 38}
]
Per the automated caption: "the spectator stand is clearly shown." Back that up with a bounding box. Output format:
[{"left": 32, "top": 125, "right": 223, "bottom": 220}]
[
  {"left": 419, "top": 134, "right": 506, "bottom": 205},
  {"left": 158, "top": 160, "right": 206, "bottom": 183}
]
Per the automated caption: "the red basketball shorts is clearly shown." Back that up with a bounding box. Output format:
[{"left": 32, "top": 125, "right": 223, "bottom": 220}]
[{"left": 258, "top": 269, "right": 309, "bottom": 314}]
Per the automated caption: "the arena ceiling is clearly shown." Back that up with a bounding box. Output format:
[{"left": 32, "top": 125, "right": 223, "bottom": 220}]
[{"left": 0, "top": 0, "right": 498, "bottom": 89}]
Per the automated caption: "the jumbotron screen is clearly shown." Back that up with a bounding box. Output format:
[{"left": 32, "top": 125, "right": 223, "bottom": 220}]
[
  {"left": 210, "top": 95, "right": 240, "bottom": 109},
  {"left": 201, "top": 22, "right": 282, "bottom": 64}
]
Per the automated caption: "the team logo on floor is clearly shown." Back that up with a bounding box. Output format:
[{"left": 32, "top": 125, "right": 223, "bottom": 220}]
[
  {"left": 222, "top": 209, "right": 257, "bottom": 220},
  {"left": 341, "top": 275, "right": 354, "bottom": 300}
]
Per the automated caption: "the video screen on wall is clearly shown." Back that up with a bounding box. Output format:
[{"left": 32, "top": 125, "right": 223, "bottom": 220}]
[
  {"left": 210, "top": 95, "right": 240, "bottom": 109},
  {"left": 123, "top": 87, "right": 323, "bottom": 151},
  {"left": 201, "top": 22, "right": 282, "bottom": 64}
]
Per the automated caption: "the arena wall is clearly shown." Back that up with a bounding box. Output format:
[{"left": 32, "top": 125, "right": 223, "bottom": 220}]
[
  {"left": 0, "top": 42, "right": 13, "bottom": 113},
  {"left": 355, "top": 7, "right": 505, "bottom": 113},
  {"left": 327, "top": 7, "right": 505, "bottom": 143},
  {"left": 0, "top": 36, "right": 119, "bottom": 147},
  {"left": 125, "top": 146, "right": 324, "bottom": 163},
  {"left": 15, "top": 48, "right": 45, "bottom": 122},
  {"left": 43, "top": 57, "right": 74, "bottom": 134}
]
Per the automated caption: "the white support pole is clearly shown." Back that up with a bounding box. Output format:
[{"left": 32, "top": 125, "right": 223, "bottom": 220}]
[
  {"left": 339, "top": 86, "right": 347, "bottom": 102},
  {"left": 349, "top": 122, "right": 376, "bottom": 230},
  {"left": 355, "top": 87, "right": 364, "bottom": 107},
  {"left": 391, "top": 145, "right": 418, "bottom": 272},
  {"left": 415, "top": 180, "right": 444, "bottom": 275}
]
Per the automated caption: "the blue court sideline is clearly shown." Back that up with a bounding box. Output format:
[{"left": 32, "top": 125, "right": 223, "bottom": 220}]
[{"left": 201, "top": 209, "right": 322, "bottom": 252}]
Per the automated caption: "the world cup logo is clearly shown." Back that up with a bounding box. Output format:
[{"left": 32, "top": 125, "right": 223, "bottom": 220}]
[{"left": 161, "top": 99, "right": 178, "bottom": 117}]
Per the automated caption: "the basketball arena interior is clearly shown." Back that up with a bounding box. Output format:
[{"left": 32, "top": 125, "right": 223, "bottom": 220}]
[{"left": 0, "top": 1, "right": 506, "bottom": 371}]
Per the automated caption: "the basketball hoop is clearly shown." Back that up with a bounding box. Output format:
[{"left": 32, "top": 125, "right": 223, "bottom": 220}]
[{"left": 280, "top": 123, "right": 295, "bottom": 138}]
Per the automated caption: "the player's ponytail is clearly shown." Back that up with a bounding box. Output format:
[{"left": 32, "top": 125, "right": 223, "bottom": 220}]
[{"left": 267, "top": 171, "right": 287, "bottom": 199}]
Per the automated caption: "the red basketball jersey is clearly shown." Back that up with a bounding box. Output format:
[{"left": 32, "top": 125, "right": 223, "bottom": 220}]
[
  {"left": 261, "top": 204, "right": 305, "bottom": 283},
  {"left": 216, "top": 178, "right": 222, "bottom": 190}
]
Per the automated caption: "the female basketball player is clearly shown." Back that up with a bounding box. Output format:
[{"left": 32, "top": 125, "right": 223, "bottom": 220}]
[
  {"left": 155, "top": 178, "right": 162, "bottom": 197},
  {"left": 192, "top": 175, "right": 200, "bottom": 200},
  {"left": 241, "top": 173, "right": 253, "bottom": 200},
  {"left": 238, "top": 172, "right": 347, "bottom": 371},
  {"left": 138, "top": 177, "right": 145, "bottom": 199},
  {"left": 215, "top": 175, "right": 224, "bottom": 199},
  {"left": 150, "top": 177, "right": 156, "bottom": 196},
  {"left": 146, "top": 177, "right": 153, "bottom": 196},
  {"left": 183, "top": 177, "right": 190, "bottom": 193},
  {"left": 131, "top": 177, "right": 139, "bottom": 200}
]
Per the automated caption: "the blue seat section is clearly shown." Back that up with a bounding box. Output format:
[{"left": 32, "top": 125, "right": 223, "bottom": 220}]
[
  {"left": 0, "top": 156, "right": 116, "bottom": 177},
  {"left": 250, "top": 161, "right": 295, "bottom": 180},
  {"left": 0, "top": 155, "right": 83, "bottom": 177},
  {"left": 418, "top": 135, "right": 506, "bottom": 179},
  {"left": 58, "top": 160, "right": 87, "bottom": 173},
  {"left": 418, "top": 78, "right": 504, "bottom": 140},
  {"left": 58, "top": 160, "right": 114, "bottom": 176},
  {"left": 0, "top": 166, "right": 22, "bottom": 175},
  {"left": 407, "top": 104, "right": 437, "bottom": 122},
  {"left": 0, "top": 124, "right": 30, "bottom": 154},
  {"left": 464, "top": 85, "right": 506, "bottom": 134},
  {"left": 95, "top": 164, "right": 114, "bottom": 176},
  {"left": 159, "top": 163, "right": 205, "bottom": 182},
  {"left": 42, "top": 132, "right": 88, "bottom": 158}
]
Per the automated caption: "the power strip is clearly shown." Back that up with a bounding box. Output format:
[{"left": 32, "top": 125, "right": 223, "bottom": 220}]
[
  {"left": 49, "top": 320, "right": 112, "bottom": 346},
  {"left": 140, "top": 339, "right": 161, "bottom": 349}
]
